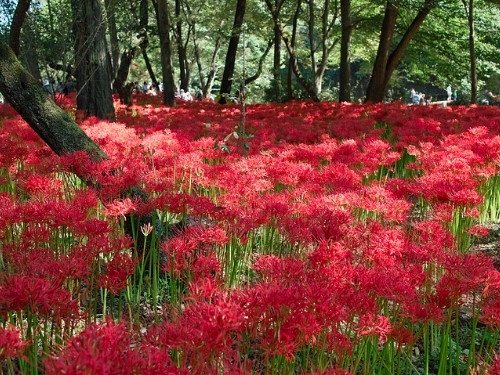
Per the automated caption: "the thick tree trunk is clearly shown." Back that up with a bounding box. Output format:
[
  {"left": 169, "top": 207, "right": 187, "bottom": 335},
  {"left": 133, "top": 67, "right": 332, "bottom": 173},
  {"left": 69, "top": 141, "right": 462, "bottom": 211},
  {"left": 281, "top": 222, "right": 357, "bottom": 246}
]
[
  {"left": 339, "top": 0, "right": 351, "bottom": 102},
  {"left": 218, "top": 0, "right": 247, "bottom": 104},
  {"left": 466, "top": 0, "right": 477, "bottom": 103},
  {"left": 156, "top": 0, "right": 176, "bottom": 106},
  {"left": 366, "top": 0, "right": 432, "bottom": 102},
  {"left": 71, "top": 0, "right": 115, "bottom": 119},
  {"left": 104, "top": 0, "right": 120, "bottom": 77},
  {"left": 365, "top": 2, "right": 397, "bottom": 102},
  {"left": 9, "top": 0, "right": 32, "bottom": 56},
  {"left": 0, "top": 41, "right": 106, "bottom": 160}
]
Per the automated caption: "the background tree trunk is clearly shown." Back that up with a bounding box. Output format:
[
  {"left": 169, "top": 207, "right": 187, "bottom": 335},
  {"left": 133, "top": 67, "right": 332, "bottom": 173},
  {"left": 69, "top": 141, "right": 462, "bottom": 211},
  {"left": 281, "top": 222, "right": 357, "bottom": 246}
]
[
  {"left": 104, "top": 0, "right": 120, "bottom": 78},
  {"left": 156, "top": 0, "right": 176, "bottom": 106},
  {"left": 71, "top": 0, "right": 115, "bottom": 119},
  {"left": 9, "top": 0, "right": 32, "bottom": 56},
  {"left": 219, "top": 0, "right": 247, "bottom": 104},
  {"left": 365, "top": 1, "right": 397, "bottom": 102},
  {"left": 175, "top": 0, "right": 189, "bottom": 91},
  {"left": 339, "top": 0, "right": 351, "bottom": 101},
  {"left": 465, "top": 0, "right": 477, "bottom": 103}
]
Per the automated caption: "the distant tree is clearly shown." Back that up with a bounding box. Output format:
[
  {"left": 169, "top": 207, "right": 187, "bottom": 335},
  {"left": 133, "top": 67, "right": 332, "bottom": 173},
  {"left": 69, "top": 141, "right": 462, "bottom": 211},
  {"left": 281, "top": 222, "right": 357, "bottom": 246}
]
[
  {"left": 219, "top": 0, "right": 246, "bottom": 104},
  {"left": 365, "top": 0, "right": 434, "bottom": 102}
]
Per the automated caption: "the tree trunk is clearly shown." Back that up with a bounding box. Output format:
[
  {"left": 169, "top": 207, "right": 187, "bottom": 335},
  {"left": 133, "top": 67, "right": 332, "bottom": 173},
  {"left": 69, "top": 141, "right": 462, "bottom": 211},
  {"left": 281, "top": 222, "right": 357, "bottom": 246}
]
[
  {"left": 382, "top": 0, "right": 432, "bottom": 89},
  {"left": 156, "top": 0, "right": 176, "bottom": 106},
  {"left": 273, "top": 22, "right": 282, "bottom": 101},
  {"left": 218, "top": 0, "right": 247, "bottom": 104},
  {"left": 139, "top": 0, "right": 158, "bottom": 87},
  {"left": 365, "top": 1, "right": 397, "bottom": 102},
  {"left": 142, "top": 48, "right": 159, "bottom": 86},
  {"left": 466, "top": 0, "right": 477, "bottom": 103},
  {"left": 0, "top": 41, "right": 106, "bottom": 160},
  {"left": 175, "top": 0, "right": 189, "bottom": 91},
  {"left": 71, "top": 0, "right": 115, "bottom": 119},
  {"left": 0, "top": 40, "right": 154, "bottom": 250},
  {"left": 114, "top": 49, "right": 140, "bottom": 104},
  {"left": 9, "top": 0, "right": 32, "bottom": 56},
  {"left": 339, "top": 0, "right": 351, "bottom": 101},
  {"left": 104, "top": 0, "right": 120, "bottom": 78},
  {"left": 245, "top": 39, "right": 273, "bottom": 85}
]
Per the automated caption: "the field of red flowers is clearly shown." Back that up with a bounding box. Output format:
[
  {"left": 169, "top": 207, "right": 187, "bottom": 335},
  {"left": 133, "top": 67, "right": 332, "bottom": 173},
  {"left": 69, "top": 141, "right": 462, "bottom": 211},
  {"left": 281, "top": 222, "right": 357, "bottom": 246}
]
[{"left": 0, "top": 95, "right": 499, "bottom": 374}]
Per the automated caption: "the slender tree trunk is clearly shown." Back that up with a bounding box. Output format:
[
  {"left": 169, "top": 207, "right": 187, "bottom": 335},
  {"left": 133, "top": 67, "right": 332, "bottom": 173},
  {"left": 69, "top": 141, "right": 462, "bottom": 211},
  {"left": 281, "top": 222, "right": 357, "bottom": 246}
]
[
  {"left": 273, "top": 22, "right": 282, "bottom": 101},
  {"left": 339, "top": 0, "right": 351, "bottom": 101},
  {"left": 465, "top": 0, "right": 477, "bottom": 103},
  {"left": 9, "top": 0, "right": 32, "bottom": 56},
  {"left": 142, "top": 48, "right": 159, "bottom": 86},
  {"left": 365, "top": 1, "right": 397, "bottom": 102},
  {"left": 382, "top": 1, "right": 432, "bottom": 89},
  {"left": 245, "top": 39, "right": 273, "bottom": 85},
  {"left": 104, "top": 0, "right": 120, "bottom": 77},
  {"left": 113, "top": 49, "right": 140, "bottom": 104},
  {"left": 156, "top": 0, "right": 176, "bottom": 106},
  {"left": 219, "top": 0, "right": 247, "bottom": 104},
  {"left": 175, "top": 0, "right": 189, "bottom": 91},
  {"left": 71, "top": 0, "right": 115, "bottom": 119}
]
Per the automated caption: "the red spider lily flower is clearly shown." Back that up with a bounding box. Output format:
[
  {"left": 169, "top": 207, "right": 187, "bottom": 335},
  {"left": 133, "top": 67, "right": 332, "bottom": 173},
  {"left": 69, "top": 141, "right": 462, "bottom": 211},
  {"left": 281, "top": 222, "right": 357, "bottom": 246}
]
[
  {"left": 104, "top": 197, "right": 137, "bottom": 219},
  {"left": 45, "top": 321, "right": 182, "bottom": 375},
  {"left": 0, "top": 275, "right": 78, "bottom": 319},
  {"left": 356, "top": 313, "right": 392, "bottom": 344},
  {"left": 0, "top": 326, "right": 28, "bottom": 360},
  {"left": 98, "top": 252, "right": 137, "bottom": 294}
]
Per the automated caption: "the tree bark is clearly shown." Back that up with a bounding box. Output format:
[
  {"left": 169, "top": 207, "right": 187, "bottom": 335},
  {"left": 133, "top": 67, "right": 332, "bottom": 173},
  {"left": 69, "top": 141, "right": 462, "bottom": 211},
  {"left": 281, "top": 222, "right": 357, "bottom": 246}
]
[
  {"left": 339, "top": 0, "right": 351, "bottom": 101},
  {"left": 267, "top": 0, "right": 320, "bottom": 101},
  {"left": 71, "top": 0, "right": 115, "bottom": 119},
  {"left": 175, "top": 0, "right": 189, "bottom": 91},
  {"left": 218, "top": 0, "right": 247, "bottom": 104},
  {"left": 9, "top": 0, "right": 32, "bottom": 56},
  {"left": 382, "top": 0, "right": 432, "bottom": 88},
  {"left": 142, "top": 48, "right": 159, "bottom": 86},
  {"left": 0, "top": 40, "right": 155, "bottom": 250},
  {"left": 365, "top": 1, "right": 398, "bottom": 102},
  {"left": 156, "top": 0, "right": 176, "bottom": 106},
  {"left": 366, "top": 0, "right": 432, "bottom": 102},
  {"left": 0, "top": 41, "right": 106, "bottom": 161},
  {"left": 104, "top": 0, "right": 120, "bottom": 77},
  {"left": 113, "top": 50, "right": 140, "bottom": 104},
  {"left": 272, "top": 0, "right": 284, "bottom": 101}
]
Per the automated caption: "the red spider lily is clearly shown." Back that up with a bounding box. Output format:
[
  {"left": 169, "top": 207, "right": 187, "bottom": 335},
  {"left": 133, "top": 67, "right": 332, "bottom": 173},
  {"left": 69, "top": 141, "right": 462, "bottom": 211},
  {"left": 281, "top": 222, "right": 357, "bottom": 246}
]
[
  {"left": 0, "top": 326, "right": 28, "bottom": 360},
  {"left": 45, "top": 321, "right": 183, "bottom": 375}
]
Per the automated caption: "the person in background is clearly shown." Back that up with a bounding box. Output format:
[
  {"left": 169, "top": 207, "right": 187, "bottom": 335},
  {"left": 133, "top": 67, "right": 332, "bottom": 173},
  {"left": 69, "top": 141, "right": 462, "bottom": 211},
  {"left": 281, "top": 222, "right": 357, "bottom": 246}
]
[{"left": 446, "top": 85, "right": 452, "bottom": 101}]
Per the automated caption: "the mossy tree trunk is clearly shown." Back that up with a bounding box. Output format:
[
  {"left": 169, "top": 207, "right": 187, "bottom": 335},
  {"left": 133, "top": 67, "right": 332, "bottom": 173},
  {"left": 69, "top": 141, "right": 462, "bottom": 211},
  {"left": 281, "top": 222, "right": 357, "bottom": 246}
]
[
  {"left": 0, "top": 40, "right": 152, "bottom": 249},
  {"left": 0, "top": 40, "right": 106, "bottom": 161}
]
